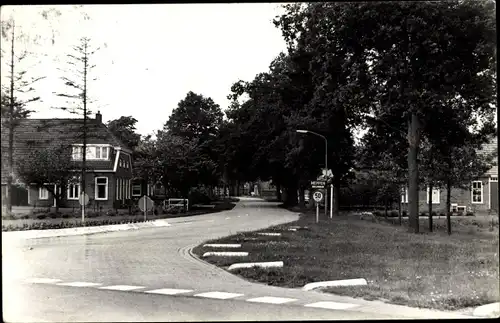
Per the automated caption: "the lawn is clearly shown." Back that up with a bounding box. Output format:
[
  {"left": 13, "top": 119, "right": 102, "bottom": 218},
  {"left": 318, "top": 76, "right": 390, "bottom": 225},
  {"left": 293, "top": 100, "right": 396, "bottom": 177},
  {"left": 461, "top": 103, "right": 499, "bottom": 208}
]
[
  {"left": 2, "top": 198, "right": 237, "bottom": 231},
  {"left": 192, "top": 211, "right": 499, "bottom": 311}
]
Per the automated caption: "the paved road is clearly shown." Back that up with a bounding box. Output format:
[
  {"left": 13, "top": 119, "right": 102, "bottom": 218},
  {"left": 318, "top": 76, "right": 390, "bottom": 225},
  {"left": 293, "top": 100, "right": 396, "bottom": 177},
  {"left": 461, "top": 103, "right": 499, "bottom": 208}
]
[{"left": 3, "top": 197, "right": 471, "bottom": 321}]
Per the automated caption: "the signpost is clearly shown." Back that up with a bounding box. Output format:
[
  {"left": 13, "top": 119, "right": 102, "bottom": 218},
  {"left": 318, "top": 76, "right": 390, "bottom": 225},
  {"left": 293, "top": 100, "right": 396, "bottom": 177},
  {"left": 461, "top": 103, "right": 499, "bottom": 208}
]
[
  {"left": 138, "top": 195, "right": 154, "bottom": 221},
  {"left": 313, "top": 191, "right": 323, "bottom": 223},
  {"left": 79, "top": 192, "right": 89, "bottom": 222}
]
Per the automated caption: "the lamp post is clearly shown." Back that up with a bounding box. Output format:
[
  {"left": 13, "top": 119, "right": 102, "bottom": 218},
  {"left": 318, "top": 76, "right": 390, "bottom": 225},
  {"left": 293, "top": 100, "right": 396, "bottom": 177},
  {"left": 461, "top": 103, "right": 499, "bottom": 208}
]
[{"left": 297, "top": 129, "right": 329, "bottom": 217}]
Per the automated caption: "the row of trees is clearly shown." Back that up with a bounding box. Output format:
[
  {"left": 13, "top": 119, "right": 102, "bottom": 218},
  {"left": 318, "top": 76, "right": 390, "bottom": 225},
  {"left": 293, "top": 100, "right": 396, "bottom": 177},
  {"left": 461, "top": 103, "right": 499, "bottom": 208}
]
[{"left": 217, "top": 1, "right": 497, "bottom": 233}]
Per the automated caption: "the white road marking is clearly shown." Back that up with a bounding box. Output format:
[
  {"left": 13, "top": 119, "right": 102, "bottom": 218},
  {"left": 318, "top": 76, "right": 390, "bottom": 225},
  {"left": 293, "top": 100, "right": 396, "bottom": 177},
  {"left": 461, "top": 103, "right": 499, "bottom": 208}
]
[
  {"left": 228, "top": 261, "right": 283, "bottom": 271},
  {"left": 26, "top": 278, "right": 62, "bottom": 284},
  {"left": 56, "top": 282, "right": 102, "bottom": 287},
  {"left": 182, "top": 222, "right": 193, "bottom": 225},
  {"left": 246, "top": 296, "right": 297, "bottom": 304},
  {"left": 304, "top": 301, "right": 360, "bottom": 310},
  {"left": 202, "top": 251, "right": 248, "bottom": 257},
  {"left": 144, "top": 288, "right": 193, "bottom": 295},
  {"left": 207, "top": 220, "right": 215, "bottom": 223},
  {"left": 98, "top": 285, "right": 145, "bottom": 291},
  {"left": 194, "top": 291, "right": 244, "bottom": 299},
  {"left": 225, "top": 217, "right": 231, "bottom": 220},
  {"left": 204, "top": 243, "right": 241, "bottom": 248},
  {"left": 257, "top": 232, "right": 282, "bottom": 236}
]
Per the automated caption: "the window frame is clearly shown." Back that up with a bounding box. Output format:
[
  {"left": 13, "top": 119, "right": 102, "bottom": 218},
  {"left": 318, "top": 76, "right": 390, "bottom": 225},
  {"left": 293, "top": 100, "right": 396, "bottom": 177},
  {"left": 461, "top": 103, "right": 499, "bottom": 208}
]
[
  {"left": 71, "top": 144, "right": 111, "bottom": 161},
  {"left": 67, "top": 182, "right": 80, "bottom": 200},
  {"left": 471, "top": 181, "right": 484, "bottom": 204},
  {"left": 426, "top": 187, "right": 440, "bottom": 204},
  {"left": 39, "top": 185, "right": 49, "bottom": 200},
  {"left": 95, "top": 176, "right": 109, "bottom": 200},
  {"left": 132, "top": 184, "right": 142, "bottom": 197}
]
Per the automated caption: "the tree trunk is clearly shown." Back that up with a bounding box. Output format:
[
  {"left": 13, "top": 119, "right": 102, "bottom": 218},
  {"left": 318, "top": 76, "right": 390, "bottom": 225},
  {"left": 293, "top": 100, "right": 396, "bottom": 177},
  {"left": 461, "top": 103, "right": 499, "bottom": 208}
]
[
  {"left": 284, "top": 181, "right": 298, "bottom": 207},
  {"left": 428, "top": 182, "right": 433, "bottom": 232},
  {"left": 398, "top": 184, "right": 402, "bottom": 225},
  {"left": 407, "top": 112, "right": 421, "bottom": 233},
  {"left": 298, "top": 186, "right": 305, "bottom": 208},
  {"left": 333, "top": 179, "right": 340, "bottom": 217},
  {"left": 384, "top": 195, "right": 388, "bottom": 219},
  {"left": 446, "top": 178, "right": 452, "bottom": 235},
  {"left": 236, "top": 180, "right": 240, "bottom": 196},
  {"left": 276, "top": 183, "right": 281, "bottom": 201},
  {"left": 6, "top": 23, "right": 15, "bottom": 216}
]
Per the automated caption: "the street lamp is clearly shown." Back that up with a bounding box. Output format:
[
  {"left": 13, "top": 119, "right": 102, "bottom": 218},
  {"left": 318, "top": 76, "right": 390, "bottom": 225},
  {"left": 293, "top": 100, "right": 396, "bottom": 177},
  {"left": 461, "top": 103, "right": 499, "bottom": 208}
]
[{"left": 296, "top": 129, "right": 329, "bottom": 218}]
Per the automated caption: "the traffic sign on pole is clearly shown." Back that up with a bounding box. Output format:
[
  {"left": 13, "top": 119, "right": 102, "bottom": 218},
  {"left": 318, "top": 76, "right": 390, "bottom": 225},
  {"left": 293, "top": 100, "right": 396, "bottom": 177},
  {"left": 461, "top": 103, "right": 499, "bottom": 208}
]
[
  {"left": 138, "top": 195, "right": 154, "bottom": 221},
  {"left": 311, "top": 181, "right": 326, "bottom": 189},
  {"left": 313, "top": 191, "right": 323, "bottom": 202}
]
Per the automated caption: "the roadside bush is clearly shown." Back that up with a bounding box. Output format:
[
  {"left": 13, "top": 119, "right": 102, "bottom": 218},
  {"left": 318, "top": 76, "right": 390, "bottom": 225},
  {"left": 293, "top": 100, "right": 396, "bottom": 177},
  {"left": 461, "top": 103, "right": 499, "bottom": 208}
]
[
  {"left": 389, "top": 210, "right": 399, "bottom": 217},
  {"left": 36, "top": 214, "right": 47, "bottom": 220},
  {"left": 86, "top": 211, "right": 100, "bottom": 218},
  {"left": 106, "top": 210, "right": 117, "bottom": 217},
  {"left": 21, "top": 214, "right": 30, "bottom": 219},
  {"left": 2, "top": 214, "right": 15, "bottom": 220},
  {"left": 431, "top": 211, "right": 437, "bottom": 217},
  {"left": 466, "top": 211, "right": 474, "bottom": 216},
  {"left": 402, "top": 210, "right": 407, "bottom": 217},
  {"left": 48, "top": 212, "right": 59, "bottom": 219},
  {"left": 439, "top": 213, "right": 446, "bottom": 218},
  {"left": 164, "top": 205, "right": 181, "bottom": 214},
  {"left": 62, "top": 213, "right": 71, "bottom": 218},
  {"left": 189, "top": 187, "right": 212, "bottom": 205},
  {"left": 372, "top": 211, "right": 382, "bottom": 217}
]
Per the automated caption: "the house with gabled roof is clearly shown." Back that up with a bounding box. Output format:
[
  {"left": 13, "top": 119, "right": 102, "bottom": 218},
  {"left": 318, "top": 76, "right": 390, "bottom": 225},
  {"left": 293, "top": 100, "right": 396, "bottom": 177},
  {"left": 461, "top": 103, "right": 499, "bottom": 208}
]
[
  {"left": 1, "top": 111, "right": 135, "bottom": 210},
  {"left": 401, "top": 135, "right": 498, "bottom": 214}
]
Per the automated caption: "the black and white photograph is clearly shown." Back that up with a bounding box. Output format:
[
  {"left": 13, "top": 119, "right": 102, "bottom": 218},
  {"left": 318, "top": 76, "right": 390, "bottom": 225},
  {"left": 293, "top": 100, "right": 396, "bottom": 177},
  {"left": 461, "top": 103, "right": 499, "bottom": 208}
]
[{"left": 1, "top": 2, "right": 498, "bottom": 321}]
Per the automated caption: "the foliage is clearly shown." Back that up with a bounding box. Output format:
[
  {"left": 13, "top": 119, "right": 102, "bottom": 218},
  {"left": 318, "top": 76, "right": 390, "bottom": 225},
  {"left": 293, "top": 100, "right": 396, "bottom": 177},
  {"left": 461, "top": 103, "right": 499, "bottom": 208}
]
[
  {"left": 157, "top": 91, "right": 224, "bottom": 196},
  {"left": 107, "top": 116, "right": 141, "bottom": 151},
  {"left": 16, "top": 145, "right": 78, "bottom": 210}
]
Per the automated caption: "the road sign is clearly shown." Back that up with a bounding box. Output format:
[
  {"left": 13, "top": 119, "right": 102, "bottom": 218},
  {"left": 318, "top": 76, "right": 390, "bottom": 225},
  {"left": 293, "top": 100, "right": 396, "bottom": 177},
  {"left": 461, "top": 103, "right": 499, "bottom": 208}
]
[
  {"left": 311, "top": 180, "right": 326, "bottom": 189},
  {"left": 313, "top": 191, "right": 323, "bottom": 202},
  {"left": 138, "top": 195, "right": 154, "bottom": 212},
  {"left": 79, "top": 192, "right": 89, "bottom": 206}
]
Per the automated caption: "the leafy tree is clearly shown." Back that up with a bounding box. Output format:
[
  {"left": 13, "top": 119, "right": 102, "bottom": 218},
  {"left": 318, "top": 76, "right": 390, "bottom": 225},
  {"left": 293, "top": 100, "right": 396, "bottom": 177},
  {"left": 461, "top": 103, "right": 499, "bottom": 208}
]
[
  {"left": 17, "top": 145, "right": 77, "bottom": 212},
  {"left": 107, "top": 116, "right": 141, "bottom": 151},
  {"left": 277, "top": 1, "right": 496, "bottom": 232},
  {"left": 133, "top": 134, "right": 162, "bottom": 191},
  {"left": 158, "top": 92, "right": 224, "bottom": 196}
]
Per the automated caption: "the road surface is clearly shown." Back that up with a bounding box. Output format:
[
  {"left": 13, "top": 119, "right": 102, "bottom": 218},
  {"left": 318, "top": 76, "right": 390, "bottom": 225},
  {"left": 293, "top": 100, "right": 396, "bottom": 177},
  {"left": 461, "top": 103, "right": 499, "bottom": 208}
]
[{"left": 3, "top": 197, "right": 470, "bottom": 321}]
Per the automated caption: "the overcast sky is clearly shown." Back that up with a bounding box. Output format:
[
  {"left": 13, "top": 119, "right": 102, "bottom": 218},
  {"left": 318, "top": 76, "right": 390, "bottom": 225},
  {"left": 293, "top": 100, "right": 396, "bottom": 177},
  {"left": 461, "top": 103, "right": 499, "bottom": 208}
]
[{"left": 1, "top": 4, "right": 288, "bottom": 137}]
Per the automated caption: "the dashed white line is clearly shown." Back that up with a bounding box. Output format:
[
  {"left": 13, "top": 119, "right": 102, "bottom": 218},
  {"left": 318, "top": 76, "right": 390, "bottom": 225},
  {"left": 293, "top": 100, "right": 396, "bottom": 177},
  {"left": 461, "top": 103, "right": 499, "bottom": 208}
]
[
  {"left": 56, "top": 281, "right": 102, "bottom": 287},
  {"left": 182, "top": 222, "right": 193, "bottom": 225},
  {"left": 194, "top": 291, "right": 244, "bottom": 299},
  {"left": 246, "top": 296, "right": 297, "bottom": 304},
  {"left": 98, "top": 285, "right": 145, "bottom": 291},
  {"left": 144, "top": 288, "right": 193, "bottom": 295},
  {"left": 225, "top": 217, "right": 231, "bottom": 220},
  {"left": 26, "top": 278, "right": 62, "bottom": 284},
  {"left": 304, "top": 301, "right": 360, "bottom": 310}
]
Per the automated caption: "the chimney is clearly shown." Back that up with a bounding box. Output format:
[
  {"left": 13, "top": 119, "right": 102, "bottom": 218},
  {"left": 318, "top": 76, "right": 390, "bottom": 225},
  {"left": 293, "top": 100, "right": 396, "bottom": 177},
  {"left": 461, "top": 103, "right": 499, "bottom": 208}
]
[{"left": 96, "top": 111, "right": 102, "bottom": 124}]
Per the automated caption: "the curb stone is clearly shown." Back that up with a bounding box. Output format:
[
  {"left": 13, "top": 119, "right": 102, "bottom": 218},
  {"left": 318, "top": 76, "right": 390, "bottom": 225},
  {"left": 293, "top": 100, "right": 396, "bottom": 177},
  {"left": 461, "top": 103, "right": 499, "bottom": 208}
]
[
  {"left": 2, "top": 219, "right": 171, "bottom": 240},
  {"left": 473, "top": 302, "right": 500, "bottom": 318}
]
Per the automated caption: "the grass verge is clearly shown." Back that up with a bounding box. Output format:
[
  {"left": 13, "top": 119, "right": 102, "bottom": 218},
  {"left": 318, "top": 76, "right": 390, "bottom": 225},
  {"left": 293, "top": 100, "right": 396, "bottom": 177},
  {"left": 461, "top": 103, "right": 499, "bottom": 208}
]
[{"left": 192, "top": 211, "right": 499, "bottom": 311}]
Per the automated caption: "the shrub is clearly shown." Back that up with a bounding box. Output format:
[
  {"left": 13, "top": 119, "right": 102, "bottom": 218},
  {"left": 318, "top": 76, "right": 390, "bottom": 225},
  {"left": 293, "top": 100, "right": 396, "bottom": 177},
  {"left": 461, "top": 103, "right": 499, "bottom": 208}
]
[
  {"left": 62, "top": 213, "right": 71, "bottom": 218},
  {"left": 431, "top": 211, "right": 437, "bottom": 217},
  {"left": 48, "top": 212, "right": 59, "bottom": 219},
  {"left": 389, "top": 210, "right": 399, "bottom": 218},
  {"left": 372, "top": 211, "right": 382, "bottom": 217},
  {"left": 106, "top": 210, "right": 117, "bottom": 216},
  {"left": 402, "top": 210, "right": 407, "bottom": 217},
  {"left": 189, "top": 187, "right": 212, "bottom": 205},
  {"left": 36, "top": 214, "right": 47, "bottom": 220},
  {"left": 439, "top": 213, "right": 446, "bottom": 218},
  {"left": 2, "top": 214, "right": 16, "bottom": 220},
  {"left": 86, "top": 211, "right": 100, "bottom": 218},
  {"left": 466, "top": 211, "right": 474, "bottom": 216},
  {"left": 21, "top": 214, "right": 30, "bottom": 219}
]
